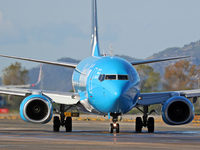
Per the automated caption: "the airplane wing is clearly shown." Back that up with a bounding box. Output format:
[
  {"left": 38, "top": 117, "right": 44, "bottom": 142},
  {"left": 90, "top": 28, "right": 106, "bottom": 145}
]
[
  {"left": 0, "top": 54, "right": 77, "bottom": 69},
  {"left": 130, "top": 56, "right": 190, "bottom": 65},
  {"left": 0, "top": 86, "right": 80, "bottom": 105},
  {"left": 137, "top": 89, "right": 200, "bottom": 106}
]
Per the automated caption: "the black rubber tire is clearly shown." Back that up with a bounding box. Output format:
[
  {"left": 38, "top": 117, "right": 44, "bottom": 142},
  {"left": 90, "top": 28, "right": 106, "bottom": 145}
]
[
  {"left": 110, "top": 123, "right": 114, "bottom": 133},
  {"left": 148, "top": 117, "right": 154, "bottom": 133},
  {"left": 116, "top": 123, "right": 120, "bottom": 133},
  {"left": 65, "top": 117, "right": 72, "bottom": 132},
  {"left": 135, "top": 117, "right": 142, "bottom": 133},
  {"left": 53, "top": 116, "right": 60, "bottom": 132}
]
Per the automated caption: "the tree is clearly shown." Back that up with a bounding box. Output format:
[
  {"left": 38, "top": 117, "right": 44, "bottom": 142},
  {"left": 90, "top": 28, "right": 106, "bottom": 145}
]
[
  {"left": 162, "top": 60, "right": 200, "bottom": 91},
  {"left": 2, "top": 62, "right": 29, "bottom": 85},
  {"left": 135, "top": 65, "right": 161, "bottom": 92}
]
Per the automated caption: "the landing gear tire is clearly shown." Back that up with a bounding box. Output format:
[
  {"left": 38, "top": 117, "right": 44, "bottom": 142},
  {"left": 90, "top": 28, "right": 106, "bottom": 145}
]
[
  {"left": 135, "top": 117, "right": 142, "bottom": 133},
  {"left": 147, "top": 117, "right": 154, "bottom": 133},
  {"left": 110, "top": 123, "right": 120, "bottom": 133},
  {"left": 116, "top": 123, "right": 120, "bottom": 133},
  {"left": 65, "top": 117, "right": 72, "bottom": 132},
  {"left": 53, "top": 116, "right": 60, "bottom": 132},
  {"left": 110, "top": 123, "right": 114, "bottom": 133}
]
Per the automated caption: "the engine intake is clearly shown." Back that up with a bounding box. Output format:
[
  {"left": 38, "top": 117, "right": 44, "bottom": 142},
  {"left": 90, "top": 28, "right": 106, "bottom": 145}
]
[
  {"left": 162, "top": 96, "right": 194, "bottom": 125},
  {"left": 20, "top": 95, "right": 53, "bottom": 124}
]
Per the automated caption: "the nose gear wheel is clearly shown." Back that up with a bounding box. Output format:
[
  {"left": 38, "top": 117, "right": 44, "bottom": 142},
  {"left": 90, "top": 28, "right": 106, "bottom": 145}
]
[{"left": 109, "top": 113, "right": 121, "bottom": 133}]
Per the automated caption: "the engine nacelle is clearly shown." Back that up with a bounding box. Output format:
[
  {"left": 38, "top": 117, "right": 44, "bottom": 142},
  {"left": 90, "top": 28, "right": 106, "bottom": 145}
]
[
  {"left": 162, "top": 96, "right": 194, "bottom": 125},
  {"left": 20, "top": 95, "right": 53, "bottom": 124}
]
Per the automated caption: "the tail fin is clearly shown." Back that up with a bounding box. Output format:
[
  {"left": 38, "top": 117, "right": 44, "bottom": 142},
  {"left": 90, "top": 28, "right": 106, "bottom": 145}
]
[
  {"left": 34, "top": 64, "right": 43, "bottom": 86},
  {"left": 91, "top": 0, "right": 101, "bottom": 57},
  {"left": 31, "top": 64, "right": 43, "bottom": 87}
]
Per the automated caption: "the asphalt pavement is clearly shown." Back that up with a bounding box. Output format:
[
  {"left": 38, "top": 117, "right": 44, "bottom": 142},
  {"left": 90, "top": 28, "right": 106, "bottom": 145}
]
[{"left": 0, "top": 117, "right": 200, "bottom": 150}]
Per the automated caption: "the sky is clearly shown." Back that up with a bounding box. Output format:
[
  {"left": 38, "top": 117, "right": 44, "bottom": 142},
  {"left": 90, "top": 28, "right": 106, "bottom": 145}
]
[{"left": 0, "top": 0, "right": 200, "bottom": 71}]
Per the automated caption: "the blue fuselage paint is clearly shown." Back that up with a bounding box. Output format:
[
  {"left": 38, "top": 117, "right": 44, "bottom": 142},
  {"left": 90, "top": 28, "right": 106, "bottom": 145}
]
[{"left": 72, "top": 56, "right": 140, "bottom": 114}]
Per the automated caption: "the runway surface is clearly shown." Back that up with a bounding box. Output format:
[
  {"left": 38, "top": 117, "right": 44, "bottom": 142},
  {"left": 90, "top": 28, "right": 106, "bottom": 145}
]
[{"left": 0, "top": 118, "right": 200, "bottom": 150}]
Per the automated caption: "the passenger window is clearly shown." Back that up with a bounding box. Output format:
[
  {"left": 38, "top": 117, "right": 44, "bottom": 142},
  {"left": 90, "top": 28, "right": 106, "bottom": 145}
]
[
  {"left": 118, "top": 75, "right": 128, "bottom": 80},
  {"left": 105, "top": 75, "right": 116, "bottom": 80}
]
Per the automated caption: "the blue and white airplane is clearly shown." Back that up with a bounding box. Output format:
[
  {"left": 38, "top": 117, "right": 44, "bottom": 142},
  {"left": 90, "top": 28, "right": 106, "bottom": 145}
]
[{"left": 0, "top": 0, "right": 199, "bottom": 133}]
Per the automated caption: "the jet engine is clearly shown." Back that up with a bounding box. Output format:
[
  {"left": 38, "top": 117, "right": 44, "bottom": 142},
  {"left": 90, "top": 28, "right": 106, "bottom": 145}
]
[
  {"left": 19, "top": 95, "right": 53, "bottom": 124},
  {"left": 162, "top": 96, "right": 194, "bottom": 125}
]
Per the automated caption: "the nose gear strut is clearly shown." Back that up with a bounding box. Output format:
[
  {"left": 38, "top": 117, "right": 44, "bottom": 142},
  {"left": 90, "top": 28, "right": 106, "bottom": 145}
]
[{"left": 109, "top": 113, "right": 121, "bottom": 133}]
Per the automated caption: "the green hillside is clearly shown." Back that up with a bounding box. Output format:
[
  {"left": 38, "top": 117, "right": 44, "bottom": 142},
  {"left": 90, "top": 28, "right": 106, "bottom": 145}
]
[{"left": 148, "top": 40, "right": 200, "bottom": 75}]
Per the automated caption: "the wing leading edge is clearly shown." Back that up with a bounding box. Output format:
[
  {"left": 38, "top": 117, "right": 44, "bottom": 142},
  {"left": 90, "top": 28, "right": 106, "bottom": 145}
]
[
  {"left": 0, "top": 54, "right": 77, "bottom": 69},
  {"left": 130, "top": 56, "right": 190, "bottom": 65}
]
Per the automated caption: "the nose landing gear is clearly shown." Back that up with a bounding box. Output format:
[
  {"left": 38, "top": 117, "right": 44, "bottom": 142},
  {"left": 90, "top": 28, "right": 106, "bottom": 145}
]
[
  {"left": 110, "top": 123, "right": 120, "bottom": 133},
  {"left": 109, "top": 113, "right": 121, "bottom": 133}
]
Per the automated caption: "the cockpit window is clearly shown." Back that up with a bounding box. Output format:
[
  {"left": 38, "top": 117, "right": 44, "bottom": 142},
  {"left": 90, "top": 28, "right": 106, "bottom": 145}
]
[
  {"left": 105, "top": 75, "right": 116, "bottom": 80},
  {"left": 118, "top": 75, "right": 128, "bottom": 80},
  {"left": 98, "top": 74, "right": 105, "bottom": 82},
  {"left": 98, "top": 74, "right": 129, "bottom": 82}
]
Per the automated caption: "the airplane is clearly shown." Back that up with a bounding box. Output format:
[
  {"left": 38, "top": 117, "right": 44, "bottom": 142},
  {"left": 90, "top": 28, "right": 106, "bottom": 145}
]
[
  {"left": 0, "top": 0, "right": 199, "bottom": 133},
  {"left": 3, "top": 64, "right": 43, "bottom": 88},
  {"left": 0, "top": 96, "right": 9, "bottom": 114}
]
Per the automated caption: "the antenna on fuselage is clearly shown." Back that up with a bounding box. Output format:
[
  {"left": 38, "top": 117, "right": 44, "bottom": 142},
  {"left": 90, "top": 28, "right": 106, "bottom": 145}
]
[{"left": 91, "top": 0, "right": 101, "bottom": 57}]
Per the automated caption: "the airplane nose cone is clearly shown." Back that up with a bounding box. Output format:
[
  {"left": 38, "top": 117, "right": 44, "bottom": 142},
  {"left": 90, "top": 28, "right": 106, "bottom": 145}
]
[
  {"left": 89, "top": 82, "right": 127, "bottom": 113},
  {"left": 110, "top": 87, "right": 124, "bottom": 102},
  {"left": 89, "top": 80, "right": 139, "bottom": 114},
  {"left": 101, "top": 83, "right": 128, "bottom": 113}
]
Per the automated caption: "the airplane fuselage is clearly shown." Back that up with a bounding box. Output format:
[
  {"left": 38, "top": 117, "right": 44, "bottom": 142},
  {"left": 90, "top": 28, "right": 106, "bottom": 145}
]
[{"left": 72, "top": 56, "right": 140, "bottom": 115}]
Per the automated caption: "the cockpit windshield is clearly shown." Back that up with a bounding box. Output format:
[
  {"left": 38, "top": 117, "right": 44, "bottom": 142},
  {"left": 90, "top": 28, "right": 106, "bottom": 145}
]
[
  {"left": 98, "top": 74, "right": 129, "bottom": 82},
  {"left": 105, "top": 75, "right": 116, "bottom": 80},
  {"left": 98, "top": 74, "right": 105, "bottom": 82},
  {"left": 118, "top": 75, "right": 128, "bottom": 80}
]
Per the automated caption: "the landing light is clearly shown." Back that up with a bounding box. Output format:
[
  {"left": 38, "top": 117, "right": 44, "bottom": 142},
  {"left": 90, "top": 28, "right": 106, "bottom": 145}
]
[
  {"left": 113, "top": 123, "right": 117, "bottom": 127},
  {"left": 72, "top": 95, "right": 76, "bottom": 99},
  {"left": 138, "top": 97, "right": 142, "bottom": 100}
]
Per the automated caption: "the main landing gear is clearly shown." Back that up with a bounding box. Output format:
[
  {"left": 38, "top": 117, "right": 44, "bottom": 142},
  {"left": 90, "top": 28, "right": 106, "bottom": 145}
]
[
  {"left": 109, "top": 113, "right": 120, "bottom": 133},
  {"left": 53, "top": 104, "right": 72, "bottom": 132},
  {"left": 135, "top": 105, "right": 157, "bottom": 133}
]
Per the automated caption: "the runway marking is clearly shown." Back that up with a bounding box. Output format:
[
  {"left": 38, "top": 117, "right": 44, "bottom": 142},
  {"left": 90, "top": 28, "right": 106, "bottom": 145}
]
[
  {"left": 192, "top": 124, "right": 200, "bottom": 126},
  {"left": 0, "top": 116, "right": 21, "bottom": 120}
]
